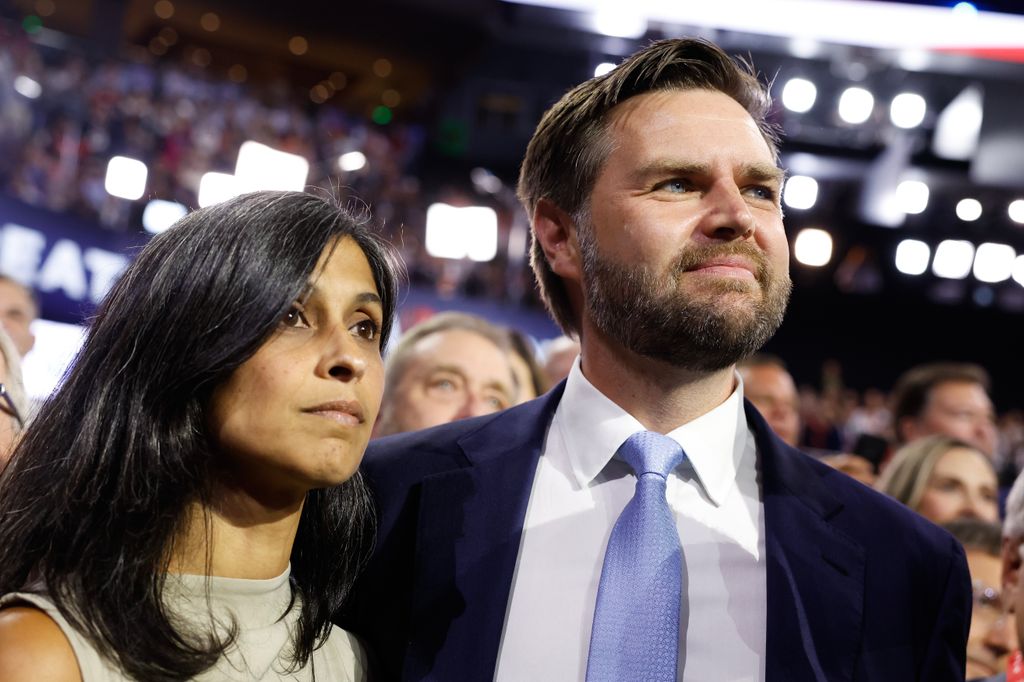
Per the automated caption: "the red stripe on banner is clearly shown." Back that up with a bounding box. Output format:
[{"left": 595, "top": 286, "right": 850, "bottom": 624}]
[{"left": 936, "top": 46, "right": 1024, "bottom": 63}]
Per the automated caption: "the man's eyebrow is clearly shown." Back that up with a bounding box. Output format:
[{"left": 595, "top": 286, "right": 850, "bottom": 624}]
[
  {"left": 741, "top": 163, "right": 786, "bottom": 184},
  {"left": 630, "top": 160, "right": 710, "bottom": 182},
  {"left": 428, "top": 364, "right": 467, "bottom": 378},
  {"left": 629, "top": 161, "right": 785, "bottom": 184}
]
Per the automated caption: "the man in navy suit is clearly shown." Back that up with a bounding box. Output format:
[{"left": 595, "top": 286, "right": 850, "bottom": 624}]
[{"left": 340, "top": 38, "right": 971, "bottom": 681}]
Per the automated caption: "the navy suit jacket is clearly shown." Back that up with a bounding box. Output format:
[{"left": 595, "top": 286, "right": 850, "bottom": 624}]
[{"left": 340, "top": 383, "right": 971, "bottom": 681}]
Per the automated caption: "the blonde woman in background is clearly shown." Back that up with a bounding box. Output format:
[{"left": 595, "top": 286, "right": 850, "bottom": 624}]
[{"left": 876, "top": 433, "right": 999, "bottom": 525}]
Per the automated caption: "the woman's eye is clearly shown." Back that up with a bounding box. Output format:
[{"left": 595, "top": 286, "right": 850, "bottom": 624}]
[
  {"left": 351, "top": 319, "right": 379, "bottom": 341},
  {"left": 281, "top": 304, "right": 310, "bottom": 329}
]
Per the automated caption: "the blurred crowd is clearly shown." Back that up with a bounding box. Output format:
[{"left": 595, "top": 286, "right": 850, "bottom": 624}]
[
  {"left": 0, "top": 24, "right": 546, "bottom": 309},
  {"left": 0, "top": 25, "right": 425, "bottom": 250}
]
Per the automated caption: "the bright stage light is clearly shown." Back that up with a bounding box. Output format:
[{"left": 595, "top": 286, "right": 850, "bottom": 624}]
[
  {"left": 972, "top": 242, "right": 1015, "bottom": 283},
  {"left": 104, "top": 156, "right": 148, "bottom": 201},
  {"left": 783, "top": 175, "right": 818, "bottom": 210},
  {"left": 956, "top": 198, "right": 982, "bottom": 222},
  {"left": 793, "top": 228, "right": 832, "bottom": 267},
  {"left": 890, "top": 93, "right": 926, "bottom": 129},
  {"left": 932, "top": 239, "right": 975, "bottom": 279},
  {"left": 781, "top": 78, "right": 816, "bottom": 113},
  {"left": 838, "top": 87, "right": 874, "bottom": 124},
  {"left": 338, "top": 151, "right": 367, "bottom": 172},
  {"left": 895, "top": 239, "right": 930, "bottom": 276},
  {"left": 1009, "top": 199, "right": 1024, "bottom": 224},
  {"left": 896, "top": 180, "right": 929, "bottom": 215},
  {"left": 142, "top": 199, "right": 188, "bottom": 234},
  {"left": 425, "top": 203, "right": 498, "bottom": 262},
  {"left": 197, "top": 172, "right": 240, "bottom": 207},
  {"left": 234, "top": 141, "right": 309, "bottom": 192}
]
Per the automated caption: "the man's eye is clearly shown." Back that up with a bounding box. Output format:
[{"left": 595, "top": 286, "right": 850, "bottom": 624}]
[
  {"left": 351, "top": 319, "right": 379, "bottom": 341},
  {"left": 484, "top": 393, "right": 509, "bottom": 410},
  {"left": 281, "top": 304, "right": 310, "bottom": 328},
  {"left": 747, "top": 185, "right": 777, "bottom": 201},
  {"left": 657, "top": 179, "right": 690, "bottom": 193},
  {"left": 429, "top": 378, "right": 457, "bottom": 393}
]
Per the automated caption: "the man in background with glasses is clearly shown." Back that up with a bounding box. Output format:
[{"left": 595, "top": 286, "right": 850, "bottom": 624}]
[
  {"left": 995, "top": 472, "right": 1024, "bottom": 682},
  {"left": 943, "top": 519, "right": 1015, "bottom": 681},
  {"left": 0, "top": 327, "right": 27, "bottom": 463},
  {"left": 0, "top": 275, "right": 37, "bottom": 359}
]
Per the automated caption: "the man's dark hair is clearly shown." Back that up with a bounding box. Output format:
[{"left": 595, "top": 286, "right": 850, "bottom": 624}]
[
  {"left": 517, "top": 37, "right": 780, "bottom": 335},
  {"left": 0, "top": 191, "right": 401, "bottom": 681},
  {"left": 890, "top": 362, "right": 991, "bottom": 444},
  {"left": 943, "top": 518, "right": 1002, "bottom": 557}
]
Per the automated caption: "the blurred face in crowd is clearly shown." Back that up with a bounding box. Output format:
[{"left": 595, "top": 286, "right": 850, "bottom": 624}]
[
  {"left": 0, "top": 280, "right": 36, "bottom": 357},
  {"left": 1009, "top": 542, "right": 1024, "bottom": 657},
  {"left": 966, "top": 548, "right": 1014, "bottom": 679},
  {"left": 741, "top": 363, "right": 800, "bottom": 446},
  {"left": 904, "top": 380, "right": 998, "bottom": 458},
  {"left": 543, "top": 338, "right": 579, "bottom": 385},
  {"left": 917, "top": 446, "right": 999, "bottom": 524},
  {"left": 208, "top": 238, "right": 385, "bottom": 499},
  {"left": 0, "top": 351, "right": 19, "bottom": 463},
  {"left": 571, "top": 90, "right": 791, "bottom": 371},
  {"left": 378, "top": 329, "right": 516, "bottom": 435}
]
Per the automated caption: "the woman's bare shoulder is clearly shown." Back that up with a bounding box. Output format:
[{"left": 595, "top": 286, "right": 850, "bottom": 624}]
[{"left": 0, "top": 606, "right": 82, "bottom": 682}]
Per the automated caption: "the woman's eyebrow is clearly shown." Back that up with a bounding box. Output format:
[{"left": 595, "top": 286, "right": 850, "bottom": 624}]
[{"left": 354, "top": 292, "right": 382, "bottom": 306}]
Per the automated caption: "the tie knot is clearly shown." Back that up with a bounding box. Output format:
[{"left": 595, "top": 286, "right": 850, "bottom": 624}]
[{"left": 617, "top": 431, "right": 685, "bottom": 478}]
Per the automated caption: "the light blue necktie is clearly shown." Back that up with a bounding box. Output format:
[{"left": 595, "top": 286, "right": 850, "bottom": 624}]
[{"left": 585, "top": 431, "right": 686, "bottom": 682}]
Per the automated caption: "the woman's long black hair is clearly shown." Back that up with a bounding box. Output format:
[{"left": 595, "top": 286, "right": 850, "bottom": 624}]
[{"left": 0, "top": 190, "right": 400, "bottom": 680}]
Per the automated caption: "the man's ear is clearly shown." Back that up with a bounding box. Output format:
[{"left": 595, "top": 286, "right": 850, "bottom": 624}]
[
  {"left": 533, "top": 199, "right": 582, "bottom": 283},
  {"left": 1002, "top": 536, "right": 1021, "bottom": 609}
]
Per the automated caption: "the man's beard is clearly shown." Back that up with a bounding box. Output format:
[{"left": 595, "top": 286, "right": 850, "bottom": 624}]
[{"left": 579, "top": 231, "right": 792, "bottom": 372}]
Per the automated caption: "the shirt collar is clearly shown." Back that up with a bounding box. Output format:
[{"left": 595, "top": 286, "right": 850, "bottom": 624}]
[{"left": 558, "top": 357, "right": 749, "bottom": 507}]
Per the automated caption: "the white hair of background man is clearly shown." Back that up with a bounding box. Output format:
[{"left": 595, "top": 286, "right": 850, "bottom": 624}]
[{"left": 1004, "top": 470, "right": 1024, "bottom": 539}]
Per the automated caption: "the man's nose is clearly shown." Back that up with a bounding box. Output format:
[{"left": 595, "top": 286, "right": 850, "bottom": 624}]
[
  {"left": 696, "top": 181, "right": 757, "bottom": 242},
  {"left": 452, "top": 391, "right": 492, "bottom": 419}
]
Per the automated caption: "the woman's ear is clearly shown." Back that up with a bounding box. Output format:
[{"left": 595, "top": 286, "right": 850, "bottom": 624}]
[{"left": 533, "top": 199, "right": 583, "bottom": 284}]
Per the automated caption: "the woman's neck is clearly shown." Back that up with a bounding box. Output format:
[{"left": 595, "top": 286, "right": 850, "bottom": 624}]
[{"left": 168, "top": 488, "right": 304, "bottom": 580}]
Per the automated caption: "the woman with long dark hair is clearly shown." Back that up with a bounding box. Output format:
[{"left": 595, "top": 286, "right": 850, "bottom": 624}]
[{"left": 0, "top": 190, "right": 400, "bottom": 680}]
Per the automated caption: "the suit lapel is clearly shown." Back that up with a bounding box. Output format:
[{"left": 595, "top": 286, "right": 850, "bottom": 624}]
[
  {"left": 751, "top": 403, "right": 866, "bottom": 682},
  {"left": 403, "top": 384, "right": 565, "bottom": 681}
]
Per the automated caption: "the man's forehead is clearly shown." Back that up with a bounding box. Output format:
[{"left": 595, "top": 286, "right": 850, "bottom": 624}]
[
  {"left": 605, "top": 89, "right": 776, "bottom": 166},
  {"left": 609, "top": 89, "right": 762, "bottom": 131},
  {"left": 414, "top": 328, "right": 501, "bottom": 355},
  {"left": 928, "top": 380, "right": 992, "bottom": 406}
]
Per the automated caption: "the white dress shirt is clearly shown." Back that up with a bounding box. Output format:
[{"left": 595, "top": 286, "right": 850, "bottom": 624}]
[{"left": 494, "top": 358, "right": 766, "bottom": 682}]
